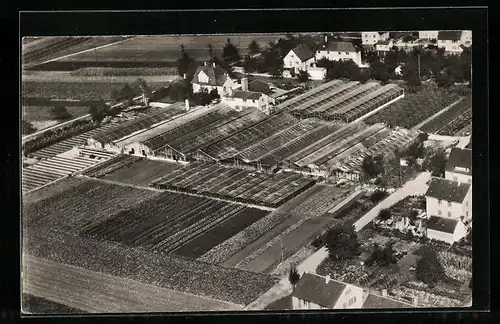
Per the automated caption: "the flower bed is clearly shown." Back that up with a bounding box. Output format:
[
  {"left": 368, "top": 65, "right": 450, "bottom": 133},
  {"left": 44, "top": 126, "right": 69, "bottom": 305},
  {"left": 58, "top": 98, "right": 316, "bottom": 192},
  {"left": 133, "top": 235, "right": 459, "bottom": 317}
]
[{"left": 24, "top": 230, "right": 279, "bottom": 306}]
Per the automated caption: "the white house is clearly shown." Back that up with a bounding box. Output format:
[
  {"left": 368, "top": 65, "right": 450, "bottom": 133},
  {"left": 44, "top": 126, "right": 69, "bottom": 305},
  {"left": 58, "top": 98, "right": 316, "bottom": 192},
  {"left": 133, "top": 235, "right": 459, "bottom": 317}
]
[
  {"left": 460, "top": 30, "right": 472, "bottom": 47},
  {"left": 418, "top": 30, "right": 439, "bottom": 40},
  {"left": 445, "top": 147, "right": 472, "bottom": 185},
  {"left": 375, "top": 40, "right": 394, "bottom": 52},
  {"left": 283, "top": 44, "right": 316, "bottom": 73},
  {"left": 425, "top": 177, "right": 472, "bottom": 223},
  {"left": 306, "top": 66, "right": 327, "bottom": 80},
  {"left": 315, "top": 40, "right": 362, "bottom": 66},
  {"left": 291, "top": 272, "right": 364, "bottom": 310},
  {"left": 222, "top": 79, "right": 272, "bottom": 114},
  {"left": 425, "top": 215, "right": 467, "bottom": 244},
  {"left": 437, "top": 31, "right": 464, "bottom": 54},
  {"left": 191, "top": 62, "right": 240, "bottom": 96},
  {"left": 361, "top": 32, "right": 390, "bottom": 46}
]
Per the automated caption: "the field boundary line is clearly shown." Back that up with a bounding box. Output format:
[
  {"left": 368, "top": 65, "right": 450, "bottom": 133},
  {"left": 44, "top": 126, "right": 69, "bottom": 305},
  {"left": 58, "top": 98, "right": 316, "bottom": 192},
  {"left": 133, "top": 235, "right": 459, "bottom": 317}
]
[{"left": 412, "top": 97, "right": 464, "bottom": 131}]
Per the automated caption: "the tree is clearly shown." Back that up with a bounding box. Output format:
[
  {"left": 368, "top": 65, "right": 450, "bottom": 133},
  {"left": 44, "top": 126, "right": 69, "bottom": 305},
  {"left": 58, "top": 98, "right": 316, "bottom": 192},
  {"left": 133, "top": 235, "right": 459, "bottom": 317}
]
[
  {"left": 362, "top": 154, "right": 385, "bottom": 178},
  {"left": 325, "top": 224, "right": 361, "bottom": 261},
  {"left": 192, "top": 88, "right": 211, "bottom": 106},
  {"left": 288, "top": 267, "right": 301, "bottom": 287},
  {"left": 418, "top": 132, "right": 429, "bottom": 143},
  {"left": 415, "top": 246, "right": 446, "bottom": 287},
  {"left": 248, "top": 40, "right": 261, "bottom": 55},
  {"left": 22, "top": 120, "right": 36, "bottom": 135},
  {"left": 436, "top": 73, "right": 454, "bottom": 88},
  {"left": 370, "top": 189, "right": 388, "bottom": 203},
  {"left": 365, "top": 242, "right": 398, "bottom": 267},
  {"left": 405, "top": 142, "right": 425, "bottom": 166},
  {"left": 297, "top": 70, "right": 310, "bottom": 83},
  {"left": 222, "top": 38, "right": 241, "bottom": 63},
  {"left": 207, "top": 44, "right": 213, "bottom": 60},
  {"left": 119, "top": 84, "right": 135, "bottom": 104},
  {"left": 209, "top": 88, "right": 220, "bottom": 100},
  {"left": 243, "top": 55, "right": 258, "bottom": 73},
  {"left": 177, "top": 45, "right": 195, "bottom": 78},
  {"left": 428, "top": 150, "right": 447, "bottom": 177},
  {"left": 110, "top": 89, "right": 121, "bottom": 101},
  {"left": 325, "top": 60, "right": 362, "bottom": 81},
  {"left": 51, "top": 104, "right": 71, "bottom": 120},
  {"left": 89, "top": 102, "right": 108, "bottom": 124},
  {"left": 378, "top": 208, "right": 391, "bottom": 221}
]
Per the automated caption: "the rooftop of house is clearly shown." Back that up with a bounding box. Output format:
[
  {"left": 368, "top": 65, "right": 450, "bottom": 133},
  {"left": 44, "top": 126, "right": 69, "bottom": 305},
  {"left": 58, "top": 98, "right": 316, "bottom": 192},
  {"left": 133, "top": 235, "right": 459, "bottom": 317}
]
[
  {"left": 191, "top": 64, "right": 229, "bottom": 86},
  {"left": 248, "top": 79, "right": 273, "bottom": 95},
  {"left": 318, "top": 41, "right": 357, "bottom": 53},
  {"left": 291, "top": 272, "right": 347, "bottom": 308},
  {"left": 362, "top": 293, "right": 414, "bottom": 309},
  {"left": 229, "top": 90, "right": 263, "bottom": 101},
  {"left": 426, "top": 215, "right": 459, "bottom": 234},
  {"left": 425, "top": 177, "right": 471, "bottom": 203},
  {"left": 289, "top": 44, "right": 315, "bottom": 62},
  {"left": 438, "top": 31, "right": 463, "bottom": 41},
  {"left": 445, "top": 147, "right": 472, "bottom": 175},
  {"left": 376, "top": 40, "right": 391, "bottom": 46}
]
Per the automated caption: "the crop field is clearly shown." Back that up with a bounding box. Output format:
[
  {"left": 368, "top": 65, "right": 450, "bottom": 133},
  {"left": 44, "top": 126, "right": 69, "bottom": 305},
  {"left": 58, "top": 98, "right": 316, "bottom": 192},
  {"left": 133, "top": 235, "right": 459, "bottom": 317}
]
[
  {"left": 69, "top": 67, "right": 178, "bottom": 76},
  {"left": 82, "top": 154, "right": 143, "bottom": 178},
  {"left": 24, "top": 230, "right": 279, "bottom": 306},
  {"left": 23, "top": 177, "right": 160, "bottom": 234},
  {"left": 199, "top": 184, "right": 354, "bottom": 265},
  {"left": 57, "top": 35, "right": 286, "bottom": 63},
  {"left": 23, "top": 105, "right": 90, "bottom": 122},
  {"left": 364, "top": 90, "right": 462, "bottom": 129},
  {"left": 22, "top": 81, "right": 166, "bottom": 100},
  {"left": 23, "top": 70, "right": 175, "bottom": 84},
  {"left": 419, "top": 96, "right": 472, "bottom": 135},
  {"left": 150, "top": 163, "right": 317, "bottom": 208}
]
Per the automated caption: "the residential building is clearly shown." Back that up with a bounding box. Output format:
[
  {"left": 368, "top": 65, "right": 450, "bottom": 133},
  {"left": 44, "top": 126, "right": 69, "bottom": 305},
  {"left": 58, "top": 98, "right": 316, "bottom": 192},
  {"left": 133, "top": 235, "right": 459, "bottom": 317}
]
[
  {"left": 426, "top": 215, "right": 467, "bottom": 244},
  {"left": 461, "top": 30, "right": 472, "bottom": 47},
  {"left": 361, "top": 32, "right": 390, "bottom": 46},
  {"left": 283, "top": 44, "right": 316, "bottom": 73},
  {"left": 222, "top": 79, "right": 272, "bottom": 114},
  {"left": 375, "top": 40, "right": 394, "bottom": 52},
  {"left": 247, "top": 80, "right": 279, "bottom": 104},
  {"left": 315, "top": 40, "right": 362, "bottom": 66},
  {"left": 418, "top": 30, "right": 439, "bottom": 40},
  {"left": 291, "top": 272, "right": 363, "bottom": 310},
  {"left": 306, "top": 66, "right": 327, "bottom": 80},
  {"left": 425, "top": 177, "right": 472, "bottom": 223},
  {"left": 445, "top": 147, "right": 472, "bottom": 185},
  {"left": 191, "top": 62, "right": 240, "bottom": 96},
  {"left": 437, "top": 31, "right": 464, "bottom": 54}
]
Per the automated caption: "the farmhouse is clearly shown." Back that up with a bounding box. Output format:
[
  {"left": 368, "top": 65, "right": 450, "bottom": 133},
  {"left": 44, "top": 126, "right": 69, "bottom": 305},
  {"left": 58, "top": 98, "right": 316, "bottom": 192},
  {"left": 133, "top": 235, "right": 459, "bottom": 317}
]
[
  {"left": 425, "top": 215, "right": 467, "bottom": 244},
  {"left": 361, "top": 32, "right": 390, "bottom": 46},
  {"left": 437, "top": 31, "right": 464, "bottom": 54},
  {"left": 291, "top": 272, "right": 363, "bottom": 310},
  {"left": 425, "top": 177, "right": 472, "bottom": 222},
  {"left": 418, "top": 30, "right": 439, "bottom": 40},
  {"left": 191, "top": 62, "right": 240, "bottom": 96},
  {"left": 445, "top": 147, "right": 472, "bottom": 185},
  {"left": 283, "top": 44, "right": 316, "bottom": 73},
  {"left": 315, "top": 40, "right": 362, "bottom": 67}
]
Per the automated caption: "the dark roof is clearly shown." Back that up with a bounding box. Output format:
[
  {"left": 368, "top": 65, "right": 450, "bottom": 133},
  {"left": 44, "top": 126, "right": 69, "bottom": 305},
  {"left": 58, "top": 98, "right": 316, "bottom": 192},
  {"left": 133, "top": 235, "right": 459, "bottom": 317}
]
[
  {"left": 230, "top": 90, "right": 263, "bottom": 101},
  {"left": 319, "top": 41, "right": 357, "bottom": 53},
  {"left": 362, "top": 294, "right": 413, "bottom": 309},
  {"left": 426, "top": 216, "right": 459, "bottom": 234},
  {"left": 292, "top": 273, "right": 346, "bottom": 308},
  {"left": 438, "top": 31, "right": 462, "bottom": 41},
  {"left": 446, "top": 148, "right": 472, "bottom": 175},
  {"left": 290, "top": 44, "right": 315, "bottom": 62},
  {"left": 192, "top": 65, "right": 228, "bottom": 86},
  {"left": 248, "top": 80, "right": 272, "bottom": 95},
  {"left": 376, "top": 40, "right": 391, "bottom": 46},
  {"left": 425, "top": 177, "right": 471, "bottom": 203}
]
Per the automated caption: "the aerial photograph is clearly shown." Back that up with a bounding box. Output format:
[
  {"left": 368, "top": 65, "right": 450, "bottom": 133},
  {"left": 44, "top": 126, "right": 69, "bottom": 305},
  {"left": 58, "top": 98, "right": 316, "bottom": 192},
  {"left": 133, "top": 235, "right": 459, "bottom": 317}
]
[{"left": 21, "top": 31, "right": 472, "bottom": 313}]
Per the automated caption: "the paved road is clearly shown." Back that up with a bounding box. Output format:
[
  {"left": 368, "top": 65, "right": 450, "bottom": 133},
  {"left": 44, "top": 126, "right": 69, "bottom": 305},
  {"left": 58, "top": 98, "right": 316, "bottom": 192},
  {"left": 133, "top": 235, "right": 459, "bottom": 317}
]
[
  {"left": 23, "top": 255, "right": 242, "bottom": 313},
  {"left": 353, "top": 172, "right": 431, "bottom": 231}
]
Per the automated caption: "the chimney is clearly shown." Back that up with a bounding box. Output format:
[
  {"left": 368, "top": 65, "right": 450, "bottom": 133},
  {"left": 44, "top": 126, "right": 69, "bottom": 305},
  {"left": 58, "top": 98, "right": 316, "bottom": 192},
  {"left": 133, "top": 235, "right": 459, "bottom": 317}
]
[
  {"left": 382, "top": 289, "right": 388, "bottom": 297},
  {"left": 413, "top": 296, "right": 418, "bottom": 307},
  {"left": 325, "top": 35, "right": 328, "bottom": 43},
  {"left": 185, "top": 99, "right": 190, "bottom": 111},
  {"left": 204, "top": 61, "right": 207, "bottom": 66},
  {"left": 241, "top": 77, "right": 249, "bottom": 91},
  {"left": 212, "top": 62, "right": 216, "bottom": 68},
  {"left": 183, "top": 73, "right": 186, "bottom": 80},
  {"left": 325, "top": 274, "right": 331, "bottom": 284}
]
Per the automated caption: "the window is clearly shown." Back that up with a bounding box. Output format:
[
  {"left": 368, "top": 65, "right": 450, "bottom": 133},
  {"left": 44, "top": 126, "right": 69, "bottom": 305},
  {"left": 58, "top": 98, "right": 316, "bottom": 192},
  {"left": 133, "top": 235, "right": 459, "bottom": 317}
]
[
  {"left": 447, "top": 211, "right": 451, "bottom": 217},
  {"left": 338, "top": 52, "right": 341, "bottom": 55},
  {"left": 327, "top": 51, "right": 330, "bottom": 54},
  {"left": 345, "top": 52, "right": 349, "bottom": 55},
  {"left": 438, "top": 199, "right": 442, "bottom": 204},
  {"left": 453, "top": 176, "right": 458, "bottom": 181},
  {"left": 438, "top": 210, "right": 442, "bottom": 216}
]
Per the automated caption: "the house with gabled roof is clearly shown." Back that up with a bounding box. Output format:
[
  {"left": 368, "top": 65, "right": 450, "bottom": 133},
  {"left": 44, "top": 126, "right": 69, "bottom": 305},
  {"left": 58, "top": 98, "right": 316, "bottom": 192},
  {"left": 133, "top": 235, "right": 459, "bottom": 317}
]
[
  {"left": 291, "top": 272, "right": 363, "bottom": 310},
  {"left": 419, "top": 30, "right": 439, "bottom": 40},
  {"left": 222, "top": 78, "right": 272, "bottom": 114},
  {"left": 315, "top": 37, "right": 362, "bottom": 66},
  {"left": 361, "top": 31, "right": 390, "bottom": 46},
  {"left": 283, "top": 44, "right": 316, "bottom": 74},
  {"left": 437, "top": 31, "right": 465, "bottom": 54},
  {"left": 425, "top": 176, "right": 472, "bottom": 223},
  {"left": 191, "top": 62, "right": 240, "bottom": 96},
  {"left": 445, "top": 147, "right": 472, "bottom": 185},
  {"left": 425, "top": 215, "right": 467, "bottom": 244}
]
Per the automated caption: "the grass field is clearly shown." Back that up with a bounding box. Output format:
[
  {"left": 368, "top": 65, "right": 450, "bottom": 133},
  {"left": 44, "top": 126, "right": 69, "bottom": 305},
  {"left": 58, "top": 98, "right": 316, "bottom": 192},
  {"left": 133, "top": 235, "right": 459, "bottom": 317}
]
[
  {"left": 23, "top": 106, "right": 90, "bottom": 121},
  {"left": 57, "top": 35, "right": 286, "bottom": 63}
]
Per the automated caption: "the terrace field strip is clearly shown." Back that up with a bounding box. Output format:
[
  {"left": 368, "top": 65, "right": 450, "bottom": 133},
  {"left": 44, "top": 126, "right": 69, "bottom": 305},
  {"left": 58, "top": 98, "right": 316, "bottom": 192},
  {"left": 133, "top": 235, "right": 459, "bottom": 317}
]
[
  {"left": 23, "top": 230, "right": 279, "bottom": 306},
  {"left": 23, "top": 255, "right": 243, "bottom": 312}
]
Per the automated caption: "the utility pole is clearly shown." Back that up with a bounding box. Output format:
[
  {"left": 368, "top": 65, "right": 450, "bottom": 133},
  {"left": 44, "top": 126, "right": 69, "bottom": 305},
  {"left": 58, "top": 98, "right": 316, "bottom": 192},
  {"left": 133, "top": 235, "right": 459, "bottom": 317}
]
[
  {"left": 417, "top": 53, "right": 421, "bottom": 80},
  {"left": 280, "top": 238, "right": 284, "bottom": 266}
]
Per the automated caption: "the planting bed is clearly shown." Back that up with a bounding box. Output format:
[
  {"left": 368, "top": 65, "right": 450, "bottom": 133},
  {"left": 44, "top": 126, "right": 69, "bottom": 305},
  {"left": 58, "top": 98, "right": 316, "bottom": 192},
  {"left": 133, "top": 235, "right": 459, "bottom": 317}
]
[
  {"left": 150, "top": 162, "right": 317, "bottom": 208},
  {"left": 22, "top": 293, "right": 86, "bottom": 314},
  {"left": 364, "top": 90, "right": 462, "bottom": 129},
  {"left": 24, "top": 230, "right": 279, "bottom": 306},
  {"left": 419, "top": 96, "right": 472, "bottom": 135}
]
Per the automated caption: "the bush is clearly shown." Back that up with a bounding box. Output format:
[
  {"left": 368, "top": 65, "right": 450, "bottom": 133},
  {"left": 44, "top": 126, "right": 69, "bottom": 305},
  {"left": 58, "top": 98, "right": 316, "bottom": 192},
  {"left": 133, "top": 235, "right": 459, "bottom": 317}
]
[
  {"left": 378, "top": 208, "right": 391, "bottom": 221},
  {"left": 288, "top": 267, "right": 301, "bottom": 287},
  {"left": 365, "top": 243, "right": 398, "bottom": 267},
  {"left": 326, "top": 224, "right": 361, "bottom": 261},
  {"left": 415, "top": 246, "right": 446, "bottom": 287},
  {"left": 370, "top": 189, "right": 388, "bottom": 203}
]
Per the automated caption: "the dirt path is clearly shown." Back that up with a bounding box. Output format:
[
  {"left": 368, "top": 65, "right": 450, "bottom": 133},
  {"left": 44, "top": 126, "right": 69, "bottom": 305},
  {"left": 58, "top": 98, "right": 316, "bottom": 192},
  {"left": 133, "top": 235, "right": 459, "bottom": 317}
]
[{"left": 23, "top": 255, "right": 243, "bottom": 313}]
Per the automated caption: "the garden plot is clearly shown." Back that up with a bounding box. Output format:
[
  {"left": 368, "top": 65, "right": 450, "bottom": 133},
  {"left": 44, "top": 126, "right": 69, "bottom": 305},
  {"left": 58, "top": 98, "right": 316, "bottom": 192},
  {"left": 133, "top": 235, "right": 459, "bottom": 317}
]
[{"left": 419, "top": 96, "right": 472, "bottom": 135}]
